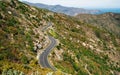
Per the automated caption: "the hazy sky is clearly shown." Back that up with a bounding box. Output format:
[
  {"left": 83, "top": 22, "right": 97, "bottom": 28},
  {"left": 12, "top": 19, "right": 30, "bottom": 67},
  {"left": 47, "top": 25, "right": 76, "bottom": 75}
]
[{"left": 20, "top": 0, "right": 120, "bottom": 8}]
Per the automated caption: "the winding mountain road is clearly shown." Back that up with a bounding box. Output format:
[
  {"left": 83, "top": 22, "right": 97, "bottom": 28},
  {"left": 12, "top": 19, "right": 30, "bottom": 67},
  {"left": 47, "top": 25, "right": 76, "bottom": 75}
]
[
  {"left": 39, "top": 35, "right": 56, "bottom": 70},
  {"left": 38, "top": 22, "right": 57, "bottom": 70}
]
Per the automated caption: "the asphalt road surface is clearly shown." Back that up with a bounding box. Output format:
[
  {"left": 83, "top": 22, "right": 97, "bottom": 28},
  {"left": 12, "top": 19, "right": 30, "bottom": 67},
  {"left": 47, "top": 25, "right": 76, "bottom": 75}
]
[{"left": 39, "top": 36, "right": 56, "bottom": 71}]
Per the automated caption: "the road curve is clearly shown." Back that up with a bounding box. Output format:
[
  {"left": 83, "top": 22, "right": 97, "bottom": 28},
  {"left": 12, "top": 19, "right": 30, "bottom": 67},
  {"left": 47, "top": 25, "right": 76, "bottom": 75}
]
[{"left": 39, "top": 36, "right": 56, "bottom": 71}]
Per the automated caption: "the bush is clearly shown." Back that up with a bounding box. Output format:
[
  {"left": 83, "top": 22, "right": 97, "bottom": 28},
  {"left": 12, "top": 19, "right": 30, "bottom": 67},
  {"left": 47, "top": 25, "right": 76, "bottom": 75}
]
[
  {"left": 72, "top": 63, "right": 79, "bottom": 71},
  {"left": 21, "top": 55, "right": 29, "bottom": 64},
  {"left": 56, "top": 44, "right": 61, "bottom": 50},
  {"left": 25, "top": 33, "right": 34, "bottom": 51},
  {"left": 71, "top": 28, "right": 79, "bottom": 33},
  {"left": 0, "top": 13, "right": 2, "bottom": 19},
  {"left": 0, "top": 1, "right": 6, "bottom": 11},
  {"left": 95, "top": 29, "right": 101, "bottom": 38},
  {"left": 0, "top": 54, "right": 4, "bottom": 60},
  {"left": 7, "top": 17, "right": 18, "bottom": 26}
]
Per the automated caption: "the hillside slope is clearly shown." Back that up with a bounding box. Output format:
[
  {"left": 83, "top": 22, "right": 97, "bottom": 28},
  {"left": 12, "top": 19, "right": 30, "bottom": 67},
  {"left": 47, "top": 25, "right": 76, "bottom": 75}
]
[
  {"left": 0, "top": 0, "right": 120, "bottom": 75},
  {"left": 75, "top": 13, "right": 120, "bottom": 36},
  {"left": 48, "top": 13, "right": 120, "bottom": 75},
  {"left": 0, "top": 0, "right": 63, "bottom": 74}
]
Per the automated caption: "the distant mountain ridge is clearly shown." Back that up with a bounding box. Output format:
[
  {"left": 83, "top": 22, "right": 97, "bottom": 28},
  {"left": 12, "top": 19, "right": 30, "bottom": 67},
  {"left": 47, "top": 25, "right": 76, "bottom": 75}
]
[{"left": 23, "top": 1, "right": 101, "bottom": 16}]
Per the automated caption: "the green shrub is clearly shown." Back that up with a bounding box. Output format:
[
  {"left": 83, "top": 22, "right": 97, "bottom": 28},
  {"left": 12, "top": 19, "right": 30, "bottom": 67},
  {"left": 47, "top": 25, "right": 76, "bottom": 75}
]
[
  {"left": 56, "top": 44, "right": 61, "bottom": 50},
  {"left": 7, "top": 17, "right": 18, "bottom": 26},
  {"left": 71, "top": 28, "right": 79, "bottom": 33},
  {"left": 0, "top": 54, "right": 4, "bottom": 60},
  {"left": 78, "top": 70, "right": 88, "bottom": 75},
  {"left": 95, "top": 29, "right": 101, "bottom": 38},
  {"left": 21, "top": 55, "right": 29, "bottom": 64},
  {"left": 0, "top": 13, "right": 2, "bottom": 19},
  {"left": 25, "top": 33, "right": 34, "bottom": 51},
  {"left": 0, "top": 1, "right": 6, "bottom": 11},
  {"left": 72, "top": 63, "right": 79, "bottom": 71}
]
